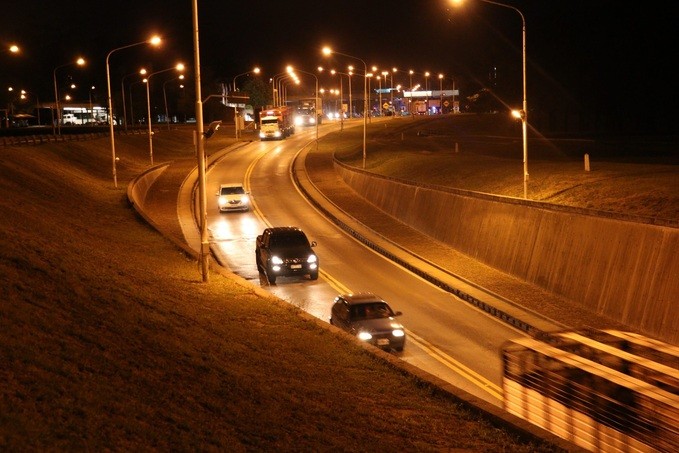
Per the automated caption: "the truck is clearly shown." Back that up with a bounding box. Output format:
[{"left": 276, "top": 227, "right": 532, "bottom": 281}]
[
  {"left": 255, "top": 226, "right": 319, "bottom": 284},
  {"left": 294, "top": 98, "right": 323, "bottom": 127},
  {"left": 259, "top": 105, "right": 295, "bottom": 140}
]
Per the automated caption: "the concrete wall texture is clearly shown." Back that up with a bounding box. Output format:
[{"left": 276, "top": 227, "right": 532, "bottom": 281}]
[{"left": 335, "top": 162, "right": 679, "bottom": 345}]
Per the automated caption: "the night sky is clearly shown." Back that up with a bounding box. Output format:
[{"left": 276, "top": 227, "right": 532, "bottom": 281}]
[{"left": 2, "top": 1, "right": 676, "bottom": 131}]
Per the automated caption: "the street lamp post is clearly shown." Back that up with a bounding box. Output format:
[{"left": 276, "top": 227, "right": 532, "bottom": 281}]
[
  {"left": 163, "top": 74, "right": 184, "bottom": 131},
  {"left": 144, "top": 63, "right": 185, "bottom": 165},
  {"left": 323, "top": 47, "right": 368, "bottom": 168},
  {"left": 454, "top": 0, "right": 528, "bottom": 197},
  {"left": 19, "top": 90, "right": 40, "bottom": 125},
  {"left": 232, "top": 67, "right": 260, "bottom": 92},
  {"left": 377, "top": 75, "right": 383, "bottom": 116},
  {"left": 106, "top": 36, "right": 161, "bottom": 188},
  {"left": 121, "top": 69, "right": 145, "bottom": 132},
  {"left": 438, "top": 73, "right": 444, "bottom": 114},
  {"left": 287, "top": 66, "right": 319, "bottom": 144},
  {"left": 53, "top": 57, "right": 85, "bottom": 136}
]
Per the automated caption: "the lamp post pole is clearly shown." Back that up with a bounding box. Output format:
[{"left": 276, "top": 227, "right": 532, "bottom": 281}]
[
  {"left": 121, "top": 70, "right": 145, "bottom": 132},
  {"left": 19, "top": 90, "right": 40, "bottom": 125},
  {"left": 288, "top": 67, "right": 319, "bottom": 144},
  {"left": 106, "top": 37, "right": 161, "bottom": 188},
  {"left": 53, "top": 58, "right": 85, "bottom": 136},
  {"left": 145, "top": 64, "right": 184, "bottom": 166},
  {"left": 377, "top": 75, "right": 383, "bottom": 117},
  {"left": 438, "top": 73, "right": 444, "bottom": 114},
  {"left": 163, "top": 74, "right": 184, "bottom": 131},
  {"left": 323, "top": 47, "right": 368, "bottom": 168},
  {"left": 477, "top": 0, "right": 528, "bottom": 198},
  {"left": 409, "top": 70, "right": 414, "bottom": 115}
]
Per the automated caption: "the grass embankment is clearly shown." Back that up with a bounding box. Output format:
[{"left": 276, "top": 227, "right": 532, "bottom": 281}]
[
  {"left": 0, "top": 128, "right": 564, "bottom": 451},
  {"left": 344, "top": 114, "right": 678, "bottom": 222}
]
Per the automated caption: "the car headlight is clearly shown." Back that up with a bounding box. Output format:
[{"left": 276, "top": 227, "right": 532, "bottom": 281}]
[
  {"left": 392, "top": 329, "right": 405, "bottom": 337},
  {"left": 307, "top": 254, "right": 317, "bottom": 264},
  {"left": 241, "top": 195, "right": 250, "bottom": 204},
  {"left": 271, "top": 256, "right": 283, "bottom": 265},
  {"left": 218, "top": 196, "right": 227, "bottom": 206},
  {"left": 357, "top": 331, "right": 373, "bottom": 341}
]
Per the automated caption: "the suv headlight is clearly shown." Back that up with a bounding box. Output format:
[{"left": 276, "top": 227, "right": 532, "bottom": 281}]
[
  {"left": 307, "top": 254, "right": 317, "bottom": 264},
  {"left": 271, "top": 256, "right": 284, "bottom": 265},
  {"left": 357, "top": 331, "right": 373, "bottom": 341}
]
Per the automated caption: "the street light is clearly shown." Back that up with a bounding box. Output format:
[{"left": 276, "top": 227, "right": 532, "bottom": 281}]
[
  {"left": 144, "top": 63, "right": 185, "bottom": 165},
  {"left": 121, "top": 69, "right": 146, "bottom": 132},
  {"left": 232, "top": 66, "right": 260, "bottom": 92},
  {"left": 106, "top": 35, "right": 161, "bottom": 189},
  {"left": 53, "top": 57, "right": 85, "bottom": 135},
  {"left": 19, "top": 90, "right": 40, "bottom": 125},
  {"left": 451, "top": 0, "right": 528, "bottom": 197},
  {"left": 330, "top": 69, "right": 351, "bottom": 129},
  {"left": 322, "top": 46, "right": 368, "bottom": 168},
  {"left": 163, "top": 74, "right": 185, "bottom": 131},
  {"left": 286, "top": 66, "right": 319, "bottom": 143},
  {"left": 438, "top": 73, "right": 444, "bottom": 114}
]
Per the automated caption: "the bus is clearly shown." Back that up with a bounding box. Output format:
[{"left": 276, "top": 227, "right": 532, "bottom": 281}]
[{"left": 502, "top": 330, "right": 679, "bottom": 452}]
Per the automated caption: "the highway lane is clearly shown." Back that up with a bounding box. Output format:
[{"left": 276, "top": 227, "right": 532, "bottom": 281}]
[{"left": 203, "top": 122, "right": 529, "bottom": 406}]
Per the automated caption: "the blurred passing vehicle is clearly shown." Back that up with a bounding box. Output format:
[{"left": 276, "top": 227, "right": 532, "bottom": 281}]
[{"left": 330, "top": 293, "right": 406, "bottom": 352}]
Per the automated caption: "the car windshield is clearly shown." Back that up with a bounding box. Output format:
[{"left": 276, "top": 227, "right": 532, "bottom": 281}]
[
  {"left": 350, "top": 302, "right": 393, "bottom": 320},
  {"left": 270, "top": 232, "right": 308, "bottom": 248},
  {"left": 221, "top": 186, "right": 244, "bottom": 195}
]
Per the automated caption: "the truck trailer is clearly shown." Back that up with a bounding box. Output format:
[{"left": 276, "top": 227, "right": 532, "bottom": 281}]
[{"left": 259, "top": 106, "right": 295, "bottom": 140}]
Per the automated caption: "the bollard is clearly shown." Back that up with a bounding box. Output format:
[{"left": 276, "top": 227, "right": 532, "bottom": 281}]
[{"left": 584, "top": 153, "right": 590, "bottom": 172}]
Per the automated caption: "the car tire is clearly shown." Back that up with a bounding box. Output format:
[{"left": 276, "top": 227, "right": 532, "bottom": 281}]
[
  {"left": 267, "top": 270, "right": 276, "bottom": 285},
  {"left": 309, "top": 270, "right": 318, "bottom": 280},
  {"left": 395, "top": 346, "right": 404, "bottom": 352}
]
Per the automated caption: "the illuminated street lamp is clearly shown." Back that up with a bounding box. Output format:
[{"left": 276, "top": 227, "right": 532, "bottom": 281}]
[
  {"left": 438, "top": 73, "right": 444, "bottom": 114},
  {"left": 450, "top": 0, "right": 528, "bottom": 197},
  {"left": 330, "top": 69, "right": 351, "bottom": 129},
  {"left": 288, "top": 66, "right": 319, "bottom": 144},
  {"left": 322, "top": 46, "right": 368, "bottom": 168},
  {"left": 19, "top": 90, "right": 40, "bottom": 125},
  {"left": 232, "top": 66, "right": 260, "bottom": 92},
  {"left": 163, "top": 74, "right": 185, "bottom": 131},
  {"left": 53, "top": 57, "right": 85, "bottom": 135},
  {"left": 121, "top": 69, "right": 146, "bottom": 132},
  {"left": 106, "top": 35, "right": 161, "bottom": 188},
  {"left": 144, "top": 63, "right": 185, "bottom": 165}
]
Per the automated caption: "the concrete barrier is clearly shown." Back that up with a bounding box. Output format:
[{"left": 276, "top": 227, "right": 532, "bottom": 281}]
[{"left": 335, "top": 161, "right": 679, "bottom": 345}]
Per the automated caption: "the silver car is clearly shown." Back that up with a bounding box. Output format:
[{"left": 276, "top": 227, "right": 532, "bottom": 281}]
[{"left": 216, "top": 183, "right": 250, "bottom": 212}]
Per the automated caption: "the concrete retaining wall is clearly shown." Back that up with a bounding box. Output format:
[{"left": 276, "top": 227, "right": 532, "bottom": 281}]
[{"left": 335, "top": 162, "right": 679, "bottom": 345}]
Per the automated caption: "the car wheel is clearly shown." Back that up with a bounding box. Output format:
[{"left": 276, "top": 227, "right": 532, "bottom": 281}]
[
  {"left": 267, "top": 271, "right": 276, "bottom": 284},
  {"left": 395, "top": 346, "right": 404, "bottom": 352},
  {"left": 309, "top": 270, "right": 318, "bottom": 280}
]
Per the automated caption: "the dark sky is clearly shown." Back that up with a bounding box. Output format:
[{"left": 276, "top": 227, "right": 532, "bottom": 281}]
[{"left": 2, "top": 1, "right": 676, "bottom": 127}]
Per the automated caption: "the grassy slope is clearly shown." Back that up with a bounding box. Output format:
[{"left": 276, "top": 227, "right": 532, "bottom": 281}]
[{"left": 0, "top": 129, "right": 563, "bottom": 451}]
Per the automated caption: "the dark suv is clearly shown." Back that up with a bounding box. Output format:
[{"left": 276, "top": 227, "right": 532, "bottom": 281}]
[
  {"left": 329, "top": 293, "right": 405, "bottom": 352},
  {"left": 255, "top": 227, "right": 318, "bottom": 284}
]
